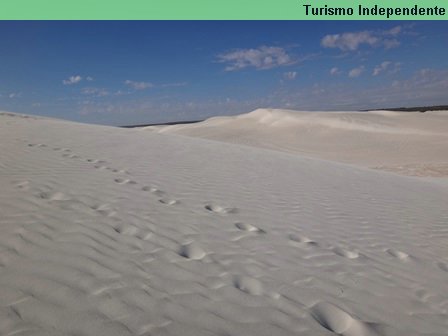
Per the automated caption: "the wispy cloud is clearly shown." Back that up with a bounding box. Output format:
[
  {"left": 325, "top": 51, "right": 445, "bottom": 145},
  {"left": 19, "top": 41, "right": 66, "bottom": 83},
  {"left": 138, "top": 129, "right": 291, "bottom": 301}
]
[
  {"left": 124, "top": 80, "right": 154, "bottom": 90},
  {"left": 348, "top": 66, "right": 365, "bottom": 78},
  {"left": 321, "top": 26, "right": 403, "bottom": 51},
  {"left": 330, "top": 67, "right": 341, "bottom": 76},
  {"left": 283, "top": 71, "right": 297, "bottom": 80},
  {"left": 76, "top": 96, "right": 264, "bottom": 125},
  {"left": 392, "top": 68, "right": 448, "bottom": 92},
  {"left": 269, "top": 67, "right": 448, "bottom": 111},
  {"left": 63, "top": 75, "right": 83, "bottom": 85},
  {"left": 217, "top": 46, "right": 295, "bottom": 71},
  {"left": 160, "top": 82, "right": 188, "bottom": 88}
]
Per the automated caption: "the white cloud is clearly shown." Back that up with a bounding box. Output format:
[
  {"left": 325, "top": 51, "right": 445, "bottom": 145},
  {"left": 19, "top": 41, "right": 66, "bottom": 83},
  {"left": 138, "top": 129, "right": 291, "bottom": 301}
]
[
  {"left": 385, "top": 26, "right": 402, "bottom": 36},
  {"left": 383, "top": 39, "right": 400, "bottom": 49},
  {"left": 8, "top": 92, "right": 21, "bottom": 98},
  {"left": 382, "top": 26, "right": 403, "bottom": 49},
  {"left": 372, "top": 61, "right": 401, "bottom": 76},
  {"left": 114, "top": 90, "right": 130, "bottom": 96},
  {"left": 217, "top": 46, "right": 294, "bottom": 71},
  {"left": 124, "top": 80, "right": 154, "bottom": 90},
  {"left": 86, "top": 76, "right": 94, "bottom": 81},
  {"left": 330, "top": 67, "right": 341, "bottom": 76},
  {"left": 283, "top": 71, "right": 297, "bottom": 80},
  {"left": 81, "top": 87, "right": 109, "bottom": 97},
  {"left": 63, "top": 75, "right": 83, "bottom": 85},
  {"left": 348, "top": 66, "right": 365, "bottom": 78},
  {"left": 373, "top": 61, "right": 391, "bottom": 76},
  {"left": 321, "top": 27, "right": 403, "bottom": 51},
  {"left": 321, "top": 31, "right": 378, "bottom": 51}
]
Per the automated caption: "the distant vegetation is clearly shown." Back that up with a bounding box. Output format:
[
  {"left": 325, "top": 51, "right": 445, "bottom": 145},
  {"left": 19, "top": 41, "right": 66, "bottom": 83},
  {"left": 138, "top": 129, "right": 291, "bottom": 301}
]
[
  {"left": 121, "top": 119, "right": 203, "bottom": 128},
  {"left": 366, "top": 105, "right": 448, "bottom": 112}
]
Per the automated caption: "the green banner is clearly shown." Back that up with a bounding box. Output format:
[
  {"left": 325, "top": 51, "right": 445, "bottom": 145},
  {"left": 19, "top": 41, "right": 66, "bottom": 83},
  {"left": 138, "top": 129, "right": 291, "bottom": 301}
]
[{"left": 0, "top": 0, "right": 446, "bottom": 19}]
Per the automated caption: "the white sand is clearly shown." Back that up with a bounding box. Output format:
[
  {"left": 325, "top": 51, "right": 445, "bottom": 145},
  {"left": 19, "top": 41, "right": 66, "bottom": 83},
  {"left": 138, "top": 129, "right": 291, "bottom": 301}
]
[
  {"left": 1, "top": 110, "right": 448, "bottom": 336},
  {"left": 151, "top": 109, "right": 448, "bottom": 177}
]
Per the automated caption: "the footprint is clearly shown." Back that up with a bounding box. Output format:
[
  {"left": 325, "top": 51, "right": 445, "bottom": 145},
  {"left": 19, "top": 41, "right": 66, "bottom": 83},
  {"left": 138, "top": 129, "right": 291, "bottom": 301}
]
[
  {"left": 135, "top": 230, "right": 153, "bottom": 241},
  {"left": 112, "top": 226, "right": 122, "bottom": 234},
  {"left": 114, "top": 225, "right": 139, "bottom": 236},
  {"left": 94, "top": 165, "right": 108, "bottom": 170},
  {"left": 37, "top": 144, "right": 47, "bottom": 148},
  {"left": 27, "top": 143, "right": 36, "bottom": 147},
  {"left": 288, "top": 234, "right": 318, "bottom": 246},
  {"left": 415, "top": 288, "right": 431, "bottom": 301},
  {"left": 235, "top": 222, "right": 265, "bottom": 234},
  {"left": 62, "top": 153, "right": 79, "bottom": 159},
  {"left": 106, "top": 168, "right": 128, "bottom": 174},
  {"left": 332, "top": 247, "right": 359, "bottom": 259},
  {"left": 142, "top": 186, "right": 165, "bottom": 196},
  {"left": 91, "top": 204, "right": 116, "bottom": 217},
  {"left": 179, "top": 242, "right": 206, "bottom": 260},
  {"left": 159, "top": 199, "right": 178, "bottom": 206},
  {"left": 89, "top": 159, "right": 106, "bottom": 164},
  {"left": 142, "top": 186, "right": 155, "bottom": 192},
  {"left": 233, "top": 275, "right": 263, "bottom": 296},
  {"left": 15, "top": 181, "right": 30, "bottom": 190},
  {"left": 38, "top": 191, "right": 71, "bottom": 201},
  {"left": 114, "top": 178, "right": 137, "bottom": 185},
  {"left": 437, "top": 262, "right": 448, "bottom": 272},
  {"left": 204, "top": 204, "right": 238, "bottom": 214},
  {"left": 310, "top": 302, "right": 376, "bottom": 336},
  {"left": 386, "top": 248, "right": 410, "bottom": 261}
]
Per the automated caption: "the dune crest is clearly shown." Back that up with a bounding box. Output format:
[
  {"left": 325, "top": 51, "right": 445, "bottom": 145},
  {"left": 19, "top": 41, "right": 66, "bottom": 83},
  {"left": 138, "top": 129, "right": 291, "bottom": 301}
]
[{"left": 152, "top": 108, "right": 448, "bottom": 177}]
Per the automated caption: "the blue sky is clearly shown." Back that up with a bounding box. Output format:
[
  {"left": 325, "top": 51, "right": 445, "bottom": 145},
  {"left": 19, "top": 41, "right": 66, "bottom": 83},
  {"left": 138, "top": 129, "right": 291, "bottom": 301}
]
[{"left": 0, "top": 21, "right": 447, "bottom": 125}]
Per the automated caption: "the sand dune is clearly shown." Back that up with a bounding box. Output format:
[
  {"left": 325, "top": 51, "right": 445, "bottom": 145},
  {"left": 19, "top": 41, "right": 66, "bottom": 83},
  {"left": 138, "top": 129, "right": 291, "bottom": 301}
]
[
  {"left": 1, "top": 111, "right": 448, "bottom": 335},
  {"left": 149, "top": 109, "right": 448, "bottom": 177}
]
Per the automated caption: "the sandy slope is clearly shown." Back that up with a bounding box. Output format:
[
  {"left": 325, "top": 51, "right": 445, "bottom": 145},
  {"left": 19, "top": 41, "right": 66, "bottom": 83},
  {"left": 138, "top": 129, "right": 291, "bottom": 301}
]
[
  {"left": 150, "top": 109, "right": 448, "bottom": 177},
  {"left": 1, "top": 111, "right": 448, "bottom": 336}
]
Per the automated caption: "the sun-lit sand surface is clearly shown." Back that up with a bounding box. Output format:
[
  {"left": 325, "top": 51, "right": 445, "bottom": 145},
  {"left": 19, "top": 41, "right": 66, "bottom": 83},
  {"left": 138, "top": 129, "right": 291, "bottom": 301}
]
[
  {"left": 151, "top": 109, "right": 448, "bottom": 177},
  {"left": 1, "top": 110, "right": 448, "bottom": 336}
]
